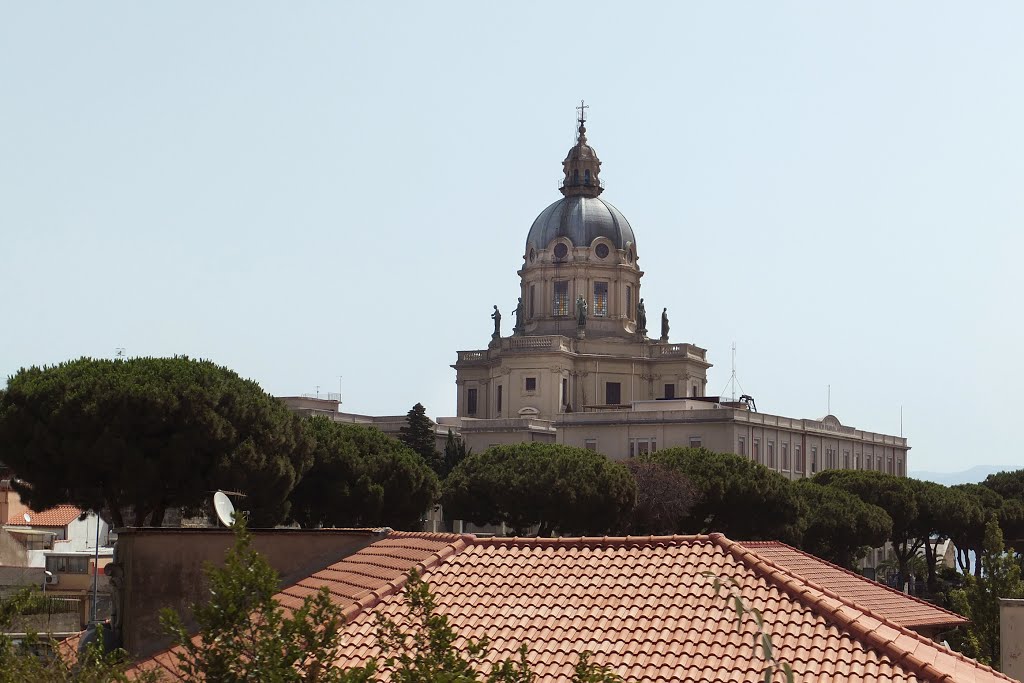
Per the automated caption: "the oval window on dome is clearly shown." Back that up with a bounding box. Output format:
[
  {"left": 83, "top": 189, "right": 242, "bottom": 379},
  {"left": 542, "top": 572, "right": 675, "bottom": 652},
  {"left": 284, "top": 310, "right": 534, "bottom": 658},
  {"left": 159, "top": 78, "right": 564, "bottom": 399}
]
[
  {"left": 595, "top": 244, "right": 609, "bottom": 259},
  {"left": 553, "top": 243, "right": 568, "bottom": 259}
]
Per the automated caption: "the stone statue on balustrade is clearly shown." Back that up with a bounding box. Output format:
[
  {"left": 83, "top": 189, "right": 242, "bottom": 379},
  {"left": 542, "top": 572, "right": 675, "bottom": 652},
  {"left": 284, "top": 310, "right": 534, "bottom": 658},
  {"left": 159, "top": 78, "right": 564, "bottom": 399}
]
[
  {"left": 513, "top": 297, "right": 524, "bottom": 335},
  {"left": 491, "top": 305, "right": 501, "bottom": 340},
  {"left": 636, "top": 298, "right": 648, "bottom": 339},
  {"left": 660, "top": 308, "right": 670, "bottom": 342}
]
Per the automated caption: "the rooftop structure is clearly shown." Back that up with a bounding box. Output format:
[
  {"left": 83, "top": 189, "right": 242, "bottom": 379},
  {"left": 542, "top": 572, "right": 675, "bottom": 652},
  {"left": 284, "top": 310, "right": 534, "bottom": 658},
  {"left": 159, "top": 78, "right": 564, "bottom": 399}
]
[{"left": 133, "top": 530, "right": 1006, "bottom": 682}]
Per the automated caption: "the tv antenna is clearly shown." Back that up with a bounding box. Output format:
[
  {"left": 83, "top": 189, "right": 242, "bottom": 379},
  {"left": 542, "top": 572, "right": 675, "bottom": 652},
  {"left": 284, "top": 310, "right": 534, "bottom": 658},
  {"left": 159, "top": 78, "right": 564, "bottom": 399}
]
[
  {"left": 720, "top": 342, "right": 744, "bottom": 402},
  {"left": 212, "top": 491, "right": 236, "bottom": 527},
  {"left": 115, "top": 347, "right": 126, "bottom": 360}
]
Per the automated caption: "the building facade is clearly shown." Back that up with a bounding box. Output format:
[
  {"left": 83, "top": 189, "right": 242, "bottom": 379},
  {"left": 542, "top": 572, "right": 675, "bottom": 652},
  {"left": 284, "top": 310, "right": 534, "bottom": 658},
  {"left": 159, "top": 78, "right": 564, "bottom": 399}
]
[{"left": 444, "top": 109, "right": 909, "bottom": 474}]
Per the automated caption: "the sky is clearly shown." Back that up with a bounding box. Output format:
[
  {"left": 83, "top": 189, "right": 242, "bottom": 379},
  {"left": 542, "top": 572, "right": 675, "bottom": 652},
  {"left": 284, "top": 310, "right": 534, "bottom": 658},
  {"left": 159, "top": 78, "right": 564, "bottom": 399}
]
[{"left": 2, "top": 3, "right": 1022, "bottom": 473}]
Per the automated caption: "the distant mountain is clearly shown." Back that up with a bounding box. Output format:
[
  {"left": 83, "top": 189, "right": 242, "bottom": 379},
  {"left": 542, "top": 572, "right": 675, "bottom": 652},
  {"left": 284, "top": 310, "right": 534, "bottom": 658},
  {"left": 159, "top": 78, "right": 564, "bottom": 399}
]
[{"left": 909, "top": 465, "right": 1014, "bottom": 486}]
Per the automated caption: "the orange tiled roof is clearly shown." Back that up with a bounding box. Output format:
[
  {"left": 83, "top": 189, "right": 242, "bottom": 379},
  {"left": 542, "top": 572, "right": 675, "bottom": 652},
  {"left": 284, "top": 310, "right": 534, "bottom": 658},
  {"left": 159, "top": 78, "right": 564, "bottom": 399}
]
[
  {"left": 740, "top": 541, "right": 969, "bottom": 631},
  {"left": 135, "top": 532, "right": 1009, "bottom": 682},
  {"left": 7, "top": 505, "right": 82, "bottom": 527}
]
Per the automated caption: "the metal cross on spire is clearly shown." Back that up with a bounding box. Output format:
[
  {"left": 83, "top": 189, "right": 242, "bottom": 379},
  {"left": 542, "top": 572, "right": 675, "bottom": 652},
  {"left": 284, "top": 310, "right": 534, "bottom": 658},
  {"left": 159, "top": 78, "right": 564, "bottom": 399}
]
[{"left": 576, "top": 99, "right": 589, "bottom": 126}]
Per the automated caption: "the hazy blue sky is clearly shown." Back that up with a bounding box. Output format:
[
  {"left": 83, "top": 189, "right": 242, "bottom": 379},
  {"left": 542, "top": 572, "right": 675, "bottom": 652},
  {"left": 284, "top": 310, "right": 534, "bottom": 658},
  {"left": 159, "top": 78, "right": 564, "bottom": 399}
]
[{"left": 2, "top": 3, "right": 1021, "bottom": 473}]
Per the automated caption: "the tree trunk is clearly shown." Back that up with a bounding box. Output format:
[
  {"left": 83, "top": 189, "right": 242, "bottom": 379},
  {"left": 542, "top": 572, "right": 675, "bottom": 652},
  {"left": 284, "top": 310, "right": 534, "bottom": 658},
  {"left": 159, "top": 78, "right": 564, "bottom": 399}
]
[{"left": 924, "top": 537, "right": 938, "bottom": 593}]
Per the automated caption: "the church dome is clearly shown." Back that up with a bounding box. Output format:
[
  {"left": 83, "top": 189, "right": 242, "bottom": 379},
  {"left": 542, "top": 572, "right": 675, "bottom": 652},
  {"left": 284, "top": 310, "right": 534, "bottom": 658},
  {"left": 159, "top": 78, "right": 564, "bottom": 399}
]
[
  {"left": 526, "top": 196, "right": 635, "bottom": 252},
  {"left": 525, "top": 104, "right": 636, "bottom": 254}
]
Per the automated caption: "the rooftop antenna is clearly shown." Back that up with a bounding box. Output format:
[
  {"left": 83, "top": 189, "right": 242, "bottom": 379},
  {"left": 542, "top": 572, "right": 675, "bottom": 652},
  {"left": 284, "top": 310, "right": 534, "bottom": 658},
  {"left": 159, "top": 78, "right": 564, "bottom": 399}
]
[
  {"left": 720, "top": 342, "right": 744, "bottom": 401},
  {"left": 827, "top": 384, "right": 831, "bottom": 415},
  {"left": 339, "top": 375, "right": 343, "bottom": 406},
  {"left": 212, "top": 491, "right": 236, "bottom": 528},
  {"left": 115, "top": 347, "right": 126, "bottom": 360}
]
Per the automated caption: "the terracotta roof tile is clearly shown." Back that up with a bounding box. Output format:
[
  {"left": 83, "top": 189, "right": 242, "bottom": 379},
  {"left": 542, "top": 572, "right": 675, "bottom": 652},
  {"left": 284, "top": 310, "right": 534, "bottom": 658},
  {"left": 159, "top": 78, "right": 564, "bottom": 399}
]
[
  {"left": 7, "top": 505, "right": 83, "bottom": 527},
  {"left": 133, "top": 532, "right": 1010, "bottom": 682},
  {"left": 741, "top": 541, "right": 969, "bottom": 631}
]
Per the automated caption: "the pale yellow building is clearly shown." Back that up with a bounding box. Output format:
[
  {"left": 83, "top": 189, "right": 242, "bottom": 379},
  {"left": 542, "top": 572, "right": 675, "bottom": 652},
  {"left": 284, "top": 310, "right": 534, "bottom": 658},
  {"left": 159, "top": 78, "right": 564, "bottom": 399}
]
[{"left": 444, "top": 110, "right": 909, "bottom": 475}]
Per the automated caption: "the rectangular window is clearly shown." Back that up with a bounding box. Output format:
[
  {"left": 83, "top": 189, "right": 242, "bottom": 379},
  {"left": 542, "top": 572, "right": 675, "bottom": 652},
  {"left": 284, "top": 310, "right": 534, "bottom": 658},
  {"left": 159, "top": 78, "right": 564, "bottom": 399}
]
[
  {"left": 561, "top": 378, "right": 568, "bottom": 408},
  {"left": 593, "top": 282, "right": 608, "bottom": 317},
  {"left": 767, "top": 441, "right": 776, "bottom": 469},
  {"left": 496, "top": 385, "right": 502, "bottom": 414},
  {"left": 689, "top": 437, "right": 702, "bottom": 448},
  {"left": 664, "top": 383, "right": 675, "bottom": 399},
  {"left": 584, "top": 439, "right": 597, "bottom": 451},
  {"left": 811, "top": 447, "right": 818, "bottom": 473},
  {"left": 626, "top": 286, "right": 632, "bottom": 318},
  {"left": 605, "top": 382, "right": 621, "bottom": 405},
  {"left": 553, "top": 281, "right": 569, "bottom": 316},
  {"left": 46, "top": 556, "right": 89, "bottom": 574},
  {"left": 897, "top": 457, "right": 904, "bottom": 476},
  {"left": 628, "top": 437, "right": 657, "bottom": 457},
  {"left": 692, "top": 384, "right": 699, "bottom": 397},
  {"left": 529, "top": 285, "right": 535, "bottom": 319},
  {"left": 737, "top": 437, "right": 746, "bottom": 456},
  {"left": 782, "top": 443, "right": 789, "bottom": 471},
  {"left": 466, "top": 388, "right": 478, "bottom": 416},
  {"left": 525, "top": 377, "right": 537, "bottom": 392},
  {"left": 753, "top": 438, "right": 761, "bottom": 463},
  {"left": 843, "top": 450, "right": 850, "bottom": 469},
  {"left": 794, "top": 445, "right": 803, "bottom": 472},
  {"left": 865, "top": 454, "right": 873, "bottom": 470}
]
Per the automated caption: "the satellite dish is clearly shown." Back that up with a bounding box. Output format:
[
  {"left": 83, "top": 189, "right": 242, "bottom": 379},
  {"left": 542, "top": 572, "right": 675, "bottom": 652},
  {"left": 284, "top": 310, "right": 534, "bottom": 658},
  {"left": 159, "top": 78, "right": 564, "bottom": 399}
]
[
  {"left": 213, "top": 491, "right": 235, "bottom": 527},
  {"left": 23, "top": 513, "right": 31, "bottom": 524}
]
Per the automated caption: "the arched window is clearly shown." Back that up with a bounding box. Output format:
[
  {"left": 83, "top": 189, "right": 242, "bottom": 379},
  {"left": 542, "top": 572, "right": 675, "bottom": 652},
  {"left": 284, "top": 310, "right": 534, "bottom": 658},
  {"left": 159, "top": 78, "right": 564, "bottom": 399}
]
[
  {"left": 584, "top": 169, "right": 591, "bottom": 185},
  {"left": 572, "top": 169, "right": 579, "bottom": 184}
]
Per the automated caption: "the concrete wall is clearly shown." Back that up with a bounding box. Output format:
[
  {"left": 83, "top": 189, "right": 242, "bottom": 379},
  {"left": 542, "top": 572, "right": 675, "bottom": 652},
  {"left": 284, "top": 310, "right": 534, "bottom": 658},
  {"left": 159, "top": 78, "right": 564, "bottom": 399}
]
[
  {"left": 114, "top": 528, "right": 384, "bottom": 659},
  {"left": 1001, "top": 598, "right": 1024, "bottom": 681}
]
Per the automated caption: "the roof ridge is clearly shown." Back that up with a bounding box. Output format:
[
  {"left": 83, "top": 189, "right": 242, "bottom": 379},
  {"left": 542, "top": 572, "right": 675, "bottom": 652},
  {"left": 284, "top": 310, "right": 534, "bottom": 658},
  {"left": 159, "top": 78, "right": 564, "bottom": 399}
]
[
  {"left": 338, "top": 532, "right": 475, "bottom": 623},
  {"left": 742, "top": 540, "right": 967, "bottom": 624},
  {"left": 713, "top": 534, "right": 1014, "bottom": 683},
  {"left": 471, "top": 534, "right": 714, "bottom": 547}
]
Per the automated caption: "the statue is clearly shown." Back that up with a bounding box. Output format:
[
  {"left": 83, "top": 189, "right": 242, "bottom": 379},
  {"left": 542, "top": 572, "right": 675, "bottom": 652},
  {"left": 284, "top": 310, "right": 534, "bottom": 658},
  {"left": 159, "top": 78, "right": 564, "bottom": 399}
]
[
  {"left": 513, "top": 297, "right": 524, "bottom": 335},
  {"left": 575, "top": 295, "right": 588, "bottom": 328},
  {"left": 636, "top": 298, "right": 647, "bottom": 336},
  {"left": 660, "top": 307, "right": 670, "bottom": 342},
  {"left": 491, "top": 305, "right": 501, "bottom": 339}
]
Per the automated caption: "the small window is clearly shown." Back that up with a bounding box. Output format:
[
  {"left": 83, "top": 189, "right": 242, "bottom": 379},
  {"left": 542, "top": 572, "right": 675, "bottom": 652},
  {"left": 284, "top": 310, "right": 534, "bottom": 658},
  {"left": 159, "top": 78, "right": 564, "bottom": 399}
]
[
  {"left": 529, "top": 285, "right": 535, "bottom": 319},
  {"left": 584, "top": 169, "right": 591, "bottom": 185},
  {"left": 767, "top": 441, "right": 776, "bottom": 469},
  {"left": 629, "top": 437, "right": 657, "bottom": 457},
  {"left": 737, "top": 437, "right": 746, "bottom": 456},
  {"left": 595, "top": 243, "right": 609, "bottom": 259},
  {"left": 781, "top": 443, "right": 789, "bottom": 471},
  {"left": 561, "top": 378, "right": 568, "bottom": 408},
  {"left": 525, "top": 377, "right": 537, "bottom": 392},
  {"left": 553, "top": 243, "right": 569, "bottom": 259},
  {"left": 794, "top": 445, "right": 803, "bottom": 472},
  {"left": 843, "top": 450, "right": 850, "bottom": 469},
  {"left": 811, "top": 447, "right": 818, "bottom": 473},
  {"left": 467, "top": 388, "right": 478, "bottom": 416},
  {"left": 584, "top": 439, "right": 597, "bottom": 451},
  {"left": 605, "top": 382, "right": 621, "bottom": 405},
  {"left": 626, "top": 286, "right": 632, "bottom": 318},
  {"left": 553, "top": 281, "right": 569, "bottom": 316},
  {"left": 664, "top": 384, "right": 675, "bottom": 399},
  {"left": 689, "top": 437, "right": 702, "bottom": 448},
  {"left": 496, "top": 385, "right": 503, "bottom": 414},
  {"left": 593, "top": 282, "right": 608, "bottom": 316},
  {"left": 753, "top": 438, "right": 761, "bottom": 463},
  {"left": 572, "top": 169, "right": 579, "bottom": 184}
]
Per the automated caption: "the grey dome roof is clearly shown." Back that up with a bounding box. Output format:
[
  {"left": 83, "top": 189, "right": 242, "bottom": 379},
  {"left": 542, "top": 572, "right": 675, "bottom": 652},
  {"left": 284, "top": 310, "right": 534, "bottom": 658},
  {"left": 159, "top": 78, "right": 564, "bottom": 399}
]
[{"left": 526, "top": 196, "right": 635, "bottom": 252}]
